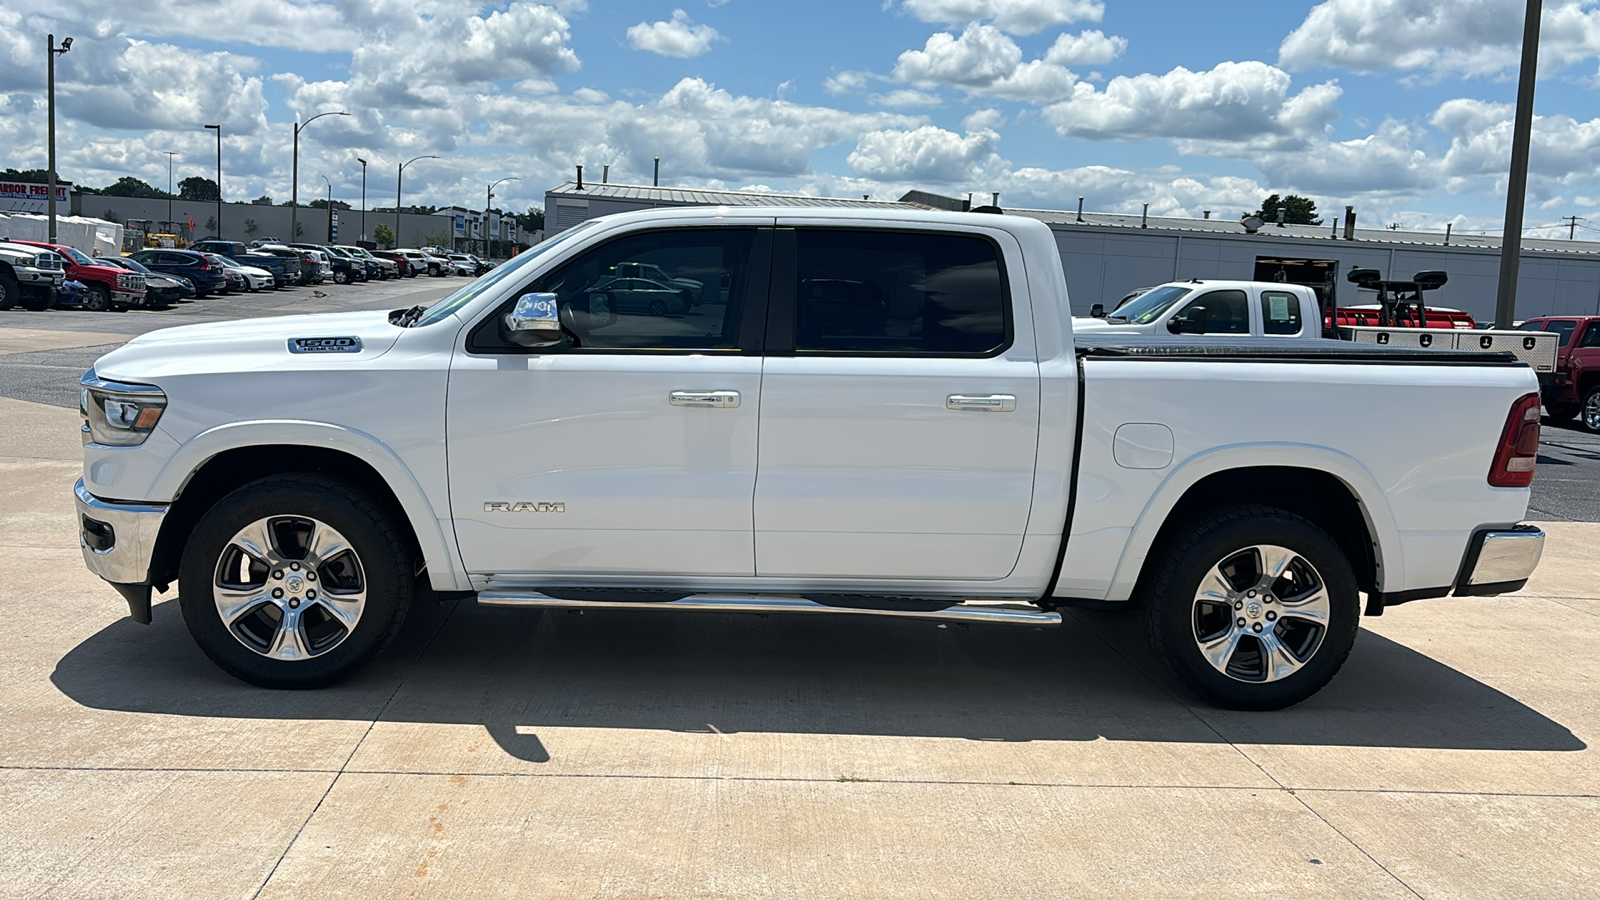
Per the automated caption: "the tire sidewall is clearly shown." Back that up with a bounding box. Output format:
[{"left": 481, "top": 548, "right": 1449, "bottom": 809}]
[
  {"left": 1147, "top": 510, "right": 1360, "bottom": 710},
  {"left": 178, "top": 476, "right": 410, "bottom": 688},
  {"left": 1583, "top": 387, "right": 1600, "bottom": 434}
]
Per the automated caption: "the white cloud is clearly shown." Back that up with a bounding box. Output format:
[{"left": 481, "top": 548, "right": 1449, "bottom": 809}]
[
  {"left": 627, "top": 9, "right": 722, "bottom": 57},
  {"left": 899, "top": 0, "right": 1103, "bottom": 34},
  {"left": 847, "top": 123, "right": 1003, "bottom": 181},
  {"left": 1044, "top": 62, "right": 1341, "bottom": 147},
  {"left": 1434, "top": 98, "right": 1600, "bottom": 185},
  {"left": 824, "top": 70, "right": 871, "bottom": 94},
  {"left": 1044, "top": 29, "right": 1127, "bottom": 66},
  {"left": 1280, "top": 0, "right": 1600, "bottom": 78},
  {"left": 893, "top": 23, "right": 1078, "bottom": 100},
  {"left": 872, "top": 89, "right": 945, "bottom": 107}
]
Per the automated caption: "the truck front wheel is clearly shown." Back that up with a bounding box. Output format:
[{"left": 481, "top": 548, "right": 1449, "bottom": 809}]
[
  {"left": 1142, "top": 505, "right": 1360, "bottom": 710},
  {"left": 1582, "top": 386, "right": 1600, "bottom": 434},
  {"left": 178, "top": 473, "right": 413, "bottom": 688}
]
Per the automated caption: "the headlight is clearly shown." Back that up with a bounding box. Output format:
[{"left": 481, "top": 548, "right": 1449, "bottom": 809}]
[{"left": 80, "top": 369, "right": 166, "bottom": 447}]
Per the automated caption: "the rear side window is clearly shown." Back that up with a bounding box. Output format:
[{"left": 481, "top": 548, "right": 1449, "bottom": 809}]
[
  {"left": 1260, "top": 291, "right": 1303, "bottom": 335},
  {"left": 792, "top": 229, "right": 1009, "bottom": 355},
  {"left": 1545, "top": 320, "right": 1578, "bottom": 347},
  {"left": 1177, "top": 290, "right": 1249, "bottom": 334}
]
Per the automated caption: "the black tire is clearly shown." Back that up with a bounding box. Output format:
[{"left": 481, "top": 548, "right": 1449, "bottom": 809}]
[
  {"left": 0, "top": 270, "right": 16, "bottom": 310},
  {"left": 20, "top": 287, "right": 52, "bottom": 311},
  {"left": 1141, "top": 505, "right": 1360, "bottom": 710},
  {"left": 178, "top": 473, "right": 413, "bottom": 688},
  {"left": 1582, "top": 386, "right": 1600, "bottom": 434},
  {"left": 1545, "top": 404, "right": 1578, "bottom": 423},
  {"left": 84, "top": 284, "right": 113, "bottom": 312},
  {"left": 648, "top": 299, "right": 669, "bottom": 317},
  {"left": 334, "top": 269, "right": 349, "bottom": 285}
]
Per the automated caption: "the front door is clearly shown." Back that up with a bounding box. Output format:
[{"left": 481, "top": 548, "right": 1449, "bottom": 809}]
[
  {"left": 447, "top": 224, "right": 771, "bottom": 578},
  {"left": 753, "top": 224, "right": 1040, "bottom": 581}
]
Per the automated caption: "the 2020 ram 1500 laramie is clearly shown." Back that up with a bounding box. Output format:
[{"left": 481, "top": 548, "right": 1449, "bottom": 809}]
[{"left": 73, "top": 207, "right": 1546, "bottom": 709}]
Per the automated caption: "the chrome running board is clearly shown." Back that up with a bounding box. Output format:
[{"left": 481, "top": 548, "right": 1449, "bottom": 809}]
[{"left": 476, "top": 592, "right": 1062, "bottom": 627}]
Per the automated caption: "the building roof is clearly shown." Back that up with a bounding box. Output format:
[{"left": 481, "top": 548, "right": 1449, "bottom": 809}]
[
  {"left": 1006, "top": 206, "right": 1600, "bottom": 256},
  {"left": 546, "top": 181, "right": 922, "bottom": 209}
]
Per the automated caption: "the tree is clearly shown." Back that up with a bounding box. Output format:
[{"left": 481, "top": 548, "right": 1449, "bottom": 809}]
[
  {"left": 205, "top": 216, "right": 217, "bottom": 235},
  {"left": 3, "top": 168, "right": 51, "bottom": 182},
  {"left": 308, "top": 198, "right": 352, "bottom": 210},
  {"left": 243, "top": 218, "right": 259, "bottom": 236},
  {"left": 100, "top": 176, "right": 170, "bottom": 199},
  {"left": 513, "top": 206, "right": 545, "bottom": 233},
  {"left": 1252, "top": 193, "right": 1321, "bottom": 226},
  {"left": 251, "top": 194, "right": 274, "bottom": 206},
  {"left": 100, "top": 209, "right": 121, "bottom": 223},
  {"left": 372, "top": 223, "right": 396, "bottom": 249},
  {"left": 179, "top": 176, "right": 220, "bottom": 202}
]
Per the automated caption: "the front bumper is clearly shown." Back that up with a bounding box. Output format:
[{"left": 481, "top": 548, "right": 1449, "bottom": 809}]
[
  {"left": 1456, "top": 525, "right": 1546, "bottom": 596},
  {"left": 16, "top": 266, "right": 64, "bottom": 287},
  {"left": 74, "top": 479, "right": 168, "bottom": 621},
  {"left": 112, "top": 289, "right": 144, "bottom": 306}
]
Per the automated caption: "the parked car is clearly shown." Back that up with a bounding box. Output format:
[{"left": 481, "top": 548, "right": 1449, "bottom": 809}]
[
  {"left": 13, "top": 240, "right": 145, "bottom": 311},
  {"left": 587, "top": 275, "right": 694, "bottom": 316},
  {"left": 372, "top": 250, "right": 416, "bottom": 277},
  {"left": 127, "top": 249, "right": 228, "bottom": 298},
  {"left": 206, "top": 254, "right": 275, "bottom": 292},
  {"left": 53, "top": 279, "right": 88, "bottom": 309},
  {"left": 337, "top": 246, "right": 395, "bottom": 280},
  {"left": 1520, "top": 315, "right": 1600, "bottom": 432},
  {"left": 280, "top": 244, "right": 333, "bottom": 283},
  {"left": 292, "top": 243, "right": 363, "bottom": 285},
  {"left": 95, "top": 257, "right": 186, "bottom": 309},
  {"left": 395, "top": 249, "right": 444, "bottom": 276},
  {"left": 607, "top": 260, "right": 704, "bottom": 303},
  {"left": 245, "top": 245, "right": 313, "bottom": 286},
  {"left": 71, "top": 206, "right": 1547, "bottom": 711},
  {"left": 248, "top": 237, "right": 283, "bottom": 248},
  {"left": 0, "top": 241, "right": 66, "bottom": 310},
  {"left": 191, "top": 241, "right": 294, "bottom": 289},
  {"left": 445, "top": 254, "right": 478, "bottom": 276}
]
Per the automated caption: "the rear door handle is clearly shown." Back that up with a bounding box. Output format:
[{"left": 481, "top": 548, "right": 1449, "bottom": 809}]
[
  {"left": 947, "top": 394, "right": 1016, "bottom": 412},
  {"left": 670, "top": 390, "right": 741, "bottom": 409}
]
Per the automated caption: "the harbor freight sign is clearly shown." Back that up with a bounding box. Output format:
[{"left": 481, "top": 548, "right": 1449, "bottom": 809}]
[{"left": 1, "top": 180, "right": 71, "bottom": 214}]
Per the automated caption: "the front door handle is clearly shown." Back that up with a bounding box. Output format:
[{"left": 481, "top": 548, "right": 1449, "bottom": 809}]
[
  {"left": 670, "top": 390, "right": 741, "bottom": 409},
  {"left": 947, "top": 394, "right": 1016, "bottom": 412}
]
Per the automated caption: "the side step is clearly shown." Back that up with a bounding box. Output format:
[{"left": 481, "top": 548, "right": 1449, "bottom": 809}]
[{"left": 476, "top": 592, "right": 1062, "bottom": 627}]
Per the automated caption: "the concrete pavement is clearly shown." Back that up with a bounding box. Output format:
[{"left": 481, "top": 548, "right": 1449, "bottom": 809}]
[{"left": 2, "top": 333, "right": 1598, "bottom": 898}]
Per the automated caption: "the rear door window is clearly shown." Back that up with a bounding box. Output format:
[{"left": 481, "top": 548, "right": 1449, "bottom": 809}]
[
  {"left": 1260, "top": 291, "right": 1303, "bottom": 335},
  {"left": 789, "top": 229, "right": 1009, "bottom": 356},
  {"left": 1545, "top": 320, "right": 1579, "bottom": 347}
]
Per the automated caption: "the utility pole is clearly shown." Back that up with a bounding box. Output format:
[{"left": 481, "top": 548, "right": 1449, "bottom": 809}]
[
  {"left": 397, "top": 154, "right": 439, "bottom": 249},
  {"left": 163, "top": 151, "right": 177, "bottom": 233},
  {"left": 357, "top": 157, "right": 367, "bottom": 241},
  {"left": 204, "top": 124, "right": 221, "bottom": 238},
  {"left": 46, "top": 34, "right": 72, "bottom": 243},
  {"left": 320, "top": 174, "right": 332, "bottom": 242},
  {"left": 487, "top": 176, "right": 519, "bottom": 258},
  {"left": 1497, "top": 0, "right": 1544, "bottom": 327},
  {"left": 1567, "top": 215, "right": 1582, "bottom": 240},
  {"left": 290, "top": 110, "right": 349, "bottom": 243}
]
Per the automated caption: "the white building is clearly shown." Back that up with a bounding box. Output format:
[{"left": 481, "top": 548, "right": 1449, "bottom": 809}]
[{"left": 430, "top": 206, "right": 522, "bottom": 254}]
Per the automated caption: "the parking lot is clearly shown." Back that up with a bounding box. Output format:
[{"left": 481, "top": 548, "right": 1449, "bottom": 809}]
[{"left": 3, "top": 291, "right": 1599, "bottom": 897}]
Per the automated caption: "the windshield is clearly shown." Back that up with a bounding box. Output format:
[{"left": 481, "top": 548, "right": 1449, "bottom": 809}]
[
  {"left": 1111, "top": 284, "right": 1193, "bottom": 324},
  {"left": 58, "top": 246, "right": 94, "bottom": 266},
  {"left": 100, "top": 257, "right": 147, "bottom": 274},
  {"left": 412, "top": 222, "right": 602, "bottom": 327}
]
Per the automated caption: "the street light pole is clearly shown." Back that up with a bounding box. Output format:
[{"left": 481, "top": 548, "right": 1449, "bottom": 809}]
[
  {"left": 204, "top": 124, "right": 221, "bottom": 239},
  {"left": 290, "top": 110, "right": 349, "bottom": 242},
  {"left": 163, "top": 150, "right": 177, "bottom": 234},
  {"left": 357, "top": 157, "right": 367, "bottom": 242},
  {"left": 45, "top": 34, "right": 72, "bottom": 243},
  {"left": 396, "top": 154, "right": 440, "bottom": 249},
  {"left": 320, "top": 174, "right": 332, "bottom": 242},
  {"left": 486, "top": 176, "right": 519, "bottom": 259},
  {"left": 1496, "top": 0, "right": 1544, "bottom": 328}
]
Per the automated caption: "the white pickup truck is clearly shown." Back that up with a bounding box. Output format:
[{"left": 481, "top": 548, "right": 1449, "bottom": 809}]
[
  {"left": 1077, "top": 280, "right": 1321, "bottom": 338},
  {"left": 74, "top": 207, "right": 1547, "bottom": 709}
]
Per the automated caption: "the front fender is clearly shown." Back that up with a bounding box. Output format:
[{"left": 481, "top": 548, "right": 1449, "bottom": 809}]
[
  {"left": 153, "top": 419, "right": 469, "bottom": 591},
  {"left": 1101, "top": 443, "right": 1403, "bottom": 604}
]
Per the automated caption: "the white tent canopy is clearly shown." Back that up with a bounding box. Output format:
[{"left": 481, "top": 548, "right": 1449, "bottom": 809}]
[{"left": 0, "top": 213, "right": 124, "bottom": 258}]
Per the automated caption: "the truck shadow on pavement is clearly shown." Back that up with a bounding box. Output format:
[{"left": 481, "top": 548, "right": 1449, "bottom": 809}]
[{"left": 51, "top": 594, "right": 1584, "bottom": 764}]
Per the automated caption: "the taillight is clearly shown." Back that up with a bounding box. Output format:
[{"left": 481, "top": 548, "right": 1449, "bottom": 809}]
[
  {"left": 197, "top": 259, "right": 210, "bottom": 270},
  {"left": 1489, "top": 392, "right": 1542, "bottom": 488}
]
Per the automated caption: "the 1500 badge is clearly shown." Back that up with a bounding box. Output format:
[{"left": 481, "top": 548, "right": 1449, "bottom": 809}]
[
  {"left": 288, "top": 336, "right": 362, "bottom": 354},
  {"left": 485, "top": 501, "right": 565, "bottom": 513}
]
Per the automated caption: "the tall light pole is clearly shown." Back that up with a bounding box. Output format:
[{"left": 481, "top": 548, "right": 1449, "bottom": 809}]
[
  {"left": 319, "top": 175, "right": 332, "bottom": 242},
  {"left": 290, "top": 110, "right": 349, "bottom": 241},
  {"left": 357, "top": 157, "right": 367, "bottom": 242},
  {"left": 163, "top": 150, "right": 177, "bottom": 233},
  {"left": 46, "top": 34, "right": 72, "bottom": 243},
  {"left": 487, "top": 176, "right": 519, "bottom": 259},
  {"left": 204, "top": 124, "right": 221, "bottom": 239},
  {"left": 396, "top": 154, "right": 439, "bottom": 249},
  {"left": 1496, "top": 0, "right": 1544, "bottom": 327}
]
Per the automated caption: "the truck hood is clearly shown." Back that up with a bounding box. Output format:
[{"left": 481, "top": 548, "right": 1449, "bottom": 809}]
[
  {"left": 91, "top": 310, "right": 405, "bottom": 382},
  {"left": 1071, "top": 317, "right": 1152, "bottom": 334}
]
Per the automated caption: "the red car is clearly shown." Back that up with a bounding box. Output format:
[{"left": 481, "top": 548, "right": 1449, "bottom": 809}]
[
  {"left": 12, "top": 240, "right": 146, "bottom": 311},
  {"left": 1520, "top": 316, "right": 1600, "bottom": 432}
]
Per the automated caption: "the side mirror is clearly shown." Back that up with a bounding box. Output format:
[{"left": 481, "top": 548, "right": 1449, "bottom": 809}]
[
  {"left": 504, "top": 292, "right": 564, "bottom": 347},
  {"left": 1089, "top": 303, "right": 1106, "bottom": 318}
]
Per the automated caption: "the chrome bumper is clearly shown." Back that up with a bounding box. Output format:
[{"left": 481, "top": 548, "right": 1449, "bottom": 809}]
[
  {"left": 1457, "top": 525, "right": 1545, "bottom": 596},
  {"left": 74, "top": 478, "right": 167, "bottom": 587}
]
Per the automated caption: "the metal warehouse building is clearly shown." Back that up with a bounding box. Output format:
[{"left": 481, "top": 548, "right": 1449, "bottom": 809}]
[{"left": 544, "top": 181, "right": 1600, "bottom": 322}]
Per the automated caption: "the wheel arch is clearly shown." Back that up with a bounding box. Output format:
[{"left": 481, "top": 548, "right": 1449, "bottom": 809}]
[
  {"left": 148, "top": 425, "right": 467, "bottom": 593},
  {"left": 1103, "top": 446, "right": 1401, "bottom": 605}
]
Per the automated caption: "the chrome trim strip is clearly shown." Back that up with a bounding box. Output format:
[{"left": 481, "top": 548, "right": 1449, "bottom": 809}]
[
  {"left": 74, "top": 478, "right": 169, "bottom": 586},
  {"left": 477, "top": 591, "right": 1063, "bottom": 626},
  {"left": 1466, "top": 527, "right": 1545, "bottom": 586}
]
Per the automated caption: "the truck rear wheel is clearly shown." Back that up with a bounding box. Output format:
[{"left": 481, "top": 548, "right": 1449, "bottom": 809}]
[
  {"left": 1583, "top": 387, "right": 1600, "bottom": 434},
  {"left": 1142, "top": 505, "right": 1360, "bottom": 710},
  {"left": 178, "top": 473, "right": 413, "bottom": 689}
]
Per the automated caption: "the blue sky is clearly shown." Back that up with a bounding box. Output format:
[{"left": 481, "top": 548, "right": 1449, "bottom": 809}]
[{"left": 6, "top": 0, "right": 1600, "bottom": 238}]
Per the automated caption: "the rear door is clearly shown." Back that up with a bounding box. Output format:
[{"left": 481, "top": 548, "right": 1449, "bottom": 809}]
[
  {"left": 1258, "top": 288, "right": 1308, "bottom": 337},
  {"left": 753, "top": 223, "right": 1040, "bottom": 581}
]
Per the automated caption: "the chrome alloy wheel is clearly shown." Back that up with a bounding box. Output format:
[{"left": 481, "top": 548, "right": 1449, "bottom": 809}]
[
  {"left": 1585, "top": 390, "right": 1600, "bottom": 432},
  {"left": 1191, "top": 544, "right": 1330, "bottom": 683},
  {"left": 212, "top": 515, "right": 367, "bottom": 661}
]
